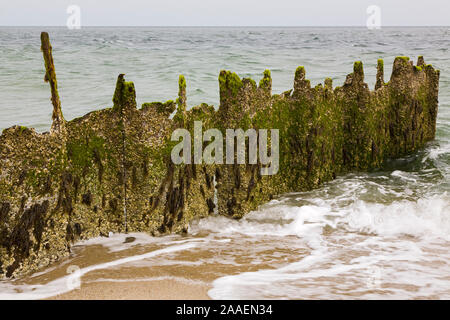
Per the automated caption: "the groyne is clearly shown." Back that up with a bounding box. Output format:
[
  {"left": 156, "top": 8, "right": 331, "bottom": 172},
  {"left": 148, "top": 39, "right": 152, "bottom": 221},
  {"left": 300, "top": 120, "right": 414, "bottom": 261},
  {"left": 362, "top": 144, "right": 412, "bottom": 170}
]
[{"left": 0, "top": 32, "right": 439, "bottom": 278}]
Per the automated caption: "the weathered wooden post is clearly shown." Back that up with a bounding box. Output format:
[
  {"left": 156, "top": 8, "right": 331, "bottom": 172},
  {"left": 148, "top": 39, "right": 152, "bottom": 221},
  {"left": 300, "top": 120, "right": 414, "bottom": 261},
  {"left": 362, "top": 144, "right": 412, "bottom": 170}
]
[{"left": 41, "top": 32, "right": 65, "bottom": 134}]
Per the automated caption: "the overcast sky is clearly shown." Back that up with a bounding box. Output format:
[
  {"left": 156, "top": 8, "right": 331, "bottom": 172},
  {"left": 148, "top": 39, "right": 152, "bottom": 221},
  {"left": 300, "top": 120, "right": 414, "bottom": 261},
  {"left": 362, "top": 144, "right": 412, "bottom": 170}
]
[{"left": 1, "top": 0, "right": 449, "bottom": 26}]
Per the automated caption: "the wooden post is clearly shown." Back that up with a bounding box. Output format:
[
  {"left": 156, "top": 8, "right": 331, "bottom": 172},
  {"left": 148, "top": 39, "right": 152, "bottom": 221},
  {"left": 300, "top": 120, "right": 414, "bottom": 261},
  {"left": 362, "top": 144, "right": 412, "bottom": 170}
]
[{"left": 41, "top": 32, "right": 65, "bottom": 133}]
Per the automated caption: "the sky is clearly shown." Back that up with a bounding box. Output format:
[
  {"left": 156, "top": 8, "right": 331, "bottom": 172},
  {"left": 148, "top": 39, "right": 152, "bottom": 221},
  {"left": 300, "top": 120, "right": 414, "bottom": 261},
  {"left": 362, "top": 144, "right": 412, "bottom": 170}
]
[{"left": 0, "top": 0, "right": 449, "bottom": 26}]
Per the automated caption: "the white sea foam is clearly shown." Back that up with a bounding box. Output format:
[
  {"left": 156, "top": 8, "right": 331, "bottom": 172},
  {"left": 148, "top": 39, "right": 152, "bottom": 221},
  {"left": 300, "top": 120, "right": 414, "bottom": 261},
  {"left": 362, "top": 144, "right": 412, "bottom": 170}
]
[
  {"left": 192, "top": 194, "right": 450, "bottom": 240},
  {"left": 76, "top": 232, "right": 182, "bottom": 252},
  {"left": 207, "top": 192, "right": 450, "bottom": 299}
]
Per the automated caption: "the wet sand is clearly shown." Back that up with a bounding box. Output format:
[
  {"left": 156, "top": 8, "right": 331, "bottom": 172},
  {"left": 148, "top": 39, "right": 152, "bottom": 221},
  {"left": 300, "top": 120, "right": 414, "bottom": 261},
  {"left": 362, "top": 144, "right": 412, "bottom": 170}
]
[
  {"left": 1, "top": 233, "right": 306, "bottom": 300},
  {"left": 47, "top": 279, "right": 211, "bottom": 300},
  {"left": 3, "top": 237, "right": 217, "bottom": 300}
]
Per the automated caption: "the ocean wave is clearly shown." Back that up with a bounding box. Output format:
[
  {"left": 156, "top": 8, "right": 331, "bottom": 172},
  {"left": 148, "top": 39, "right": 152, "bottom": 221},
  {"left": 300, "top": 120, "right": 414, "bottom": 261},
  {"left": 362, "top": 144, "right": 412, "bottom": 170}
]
[{"left": 207, "top": 193, "right": 450, "bottom": 299}]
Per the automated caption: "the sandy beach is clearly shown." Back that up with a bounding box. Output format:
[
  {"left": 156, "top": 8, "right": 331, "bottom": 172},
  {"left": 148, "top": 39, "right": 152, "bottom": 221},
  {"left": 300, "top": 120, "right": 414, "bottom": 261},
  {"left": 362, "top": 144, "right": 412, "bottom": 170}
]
[
  {"left": 0, "top": 235, "right": 219, "bottom": 300},
  {"left": 48, "top": 279, "right": 211, "bottom": 300}
]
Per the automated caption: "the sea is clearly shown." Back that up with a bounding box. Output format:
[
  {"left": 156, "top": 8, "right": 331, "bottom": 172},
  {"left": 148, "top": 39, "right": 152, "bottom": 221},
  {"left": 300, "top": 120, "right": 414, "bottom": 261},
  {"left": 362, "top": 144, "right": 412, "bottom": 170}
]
[{"left": 0, "top": 27, "right": 449, "bottom": 299}]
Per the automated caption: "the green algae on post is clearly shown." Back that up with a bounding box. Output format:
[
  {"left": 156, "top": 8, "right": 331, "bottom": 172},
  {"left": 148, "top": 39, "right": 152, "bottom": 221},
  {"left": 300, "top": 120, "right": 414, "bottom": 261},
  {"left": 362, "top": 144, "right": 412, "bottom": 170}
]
[{"left": 41, "top": 32, "right": 65, "bottom": 134}]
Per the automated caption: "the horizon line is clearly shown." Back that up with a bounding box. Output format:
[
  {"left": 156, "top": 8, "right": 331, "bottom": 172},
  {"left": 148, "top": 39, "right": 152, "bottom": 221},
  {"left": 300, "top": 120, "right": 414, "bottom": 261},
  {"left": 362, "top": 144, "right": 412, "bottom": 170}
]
[{"left": 1, "top": 25, "right": 449, "bottom": 28}]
